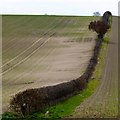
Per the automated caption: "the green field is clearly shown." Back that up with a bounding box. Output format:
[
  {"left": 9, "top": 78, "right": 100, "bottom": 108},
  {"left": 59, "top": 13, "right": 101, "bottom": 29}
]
[{"left": 2, "top": 15, "right": 97, "bottom": 113}]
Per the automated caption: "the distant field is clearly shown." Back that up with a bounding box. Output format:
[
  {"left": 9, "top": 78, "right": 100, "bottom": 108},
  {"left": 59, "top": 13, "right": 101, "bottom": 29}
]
[{"left": 2, "top": 15, "right": 97, "bottom": 112}]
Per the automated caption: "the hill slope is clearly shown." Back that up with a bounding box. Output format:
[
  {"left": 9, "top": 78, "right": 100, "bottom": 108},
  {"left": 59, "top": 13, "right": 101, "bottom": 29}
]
[{"left": 2, "top": 16, "right": 96, "bottom": 112}]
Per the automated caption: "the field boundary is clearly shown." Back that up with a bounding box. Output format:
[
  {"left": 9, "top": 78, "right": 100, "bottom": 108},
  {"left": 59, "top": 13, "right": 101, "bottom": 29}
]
[{"left": 9, "top": 33, "right": 103, "bottom": 116}]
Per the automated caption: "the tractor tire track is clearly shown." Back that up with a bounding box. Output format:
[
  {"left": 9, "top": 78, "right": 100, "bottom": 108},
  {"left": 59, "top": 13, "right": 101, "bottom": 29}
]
[
  {"left": 2, "top": 17, "right": 64, "bottom": 64},
  {"left": 2, "top": 18, "right": 66, "bottom": 74},
  {"left": 3, "top": 16, "right": 57, "bottom": 48},
  {"left": 1, "top": 37, "right": 51, "bottom": 75}
]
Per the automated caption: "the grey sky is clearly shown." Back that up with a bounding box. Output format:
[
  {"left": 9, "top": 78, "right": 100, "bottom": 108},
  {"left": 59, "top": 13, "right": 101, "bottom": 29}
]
[{"left": 0, "top": 0, "right": 119, "bottom": 16}]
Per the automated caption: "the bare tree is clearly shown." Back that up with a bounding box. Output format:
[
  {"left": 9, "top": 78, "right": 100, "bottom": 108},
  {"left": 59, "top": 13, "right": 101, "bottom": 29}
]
[{"left": 93, "top": 12, "right": 101, "bottom": 16}]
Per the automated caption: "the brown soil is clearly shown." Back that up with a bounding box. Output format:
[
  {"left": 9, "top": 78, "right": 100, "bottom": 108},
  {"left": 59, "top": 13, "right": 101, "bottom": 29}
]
[{"left": 2, "top": 36, "right": 95, "bottom": 112}]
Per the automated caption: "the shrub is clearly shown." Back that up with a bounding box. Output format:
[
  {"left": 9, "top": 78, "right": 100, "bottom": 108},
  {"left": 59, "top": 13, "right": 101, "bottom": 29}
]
[{"left": 89, "top": 20, "right": 110, "bottom": 38}]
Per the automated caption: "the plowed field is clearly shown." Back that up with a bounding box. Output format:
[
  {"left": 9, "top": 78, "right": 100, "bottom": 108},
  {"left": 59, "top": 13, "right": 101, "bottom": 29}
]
[{"left": 2, "top": 16, "right": 97, "bottom": 112}]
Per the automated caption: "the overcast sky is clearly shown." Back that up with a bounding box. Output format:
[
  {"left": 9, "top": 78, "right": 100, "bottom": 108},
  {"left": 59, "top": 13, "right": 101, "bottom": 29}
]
[{"left": 0, "top": 0, "right": 119, "bottom": 16}]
